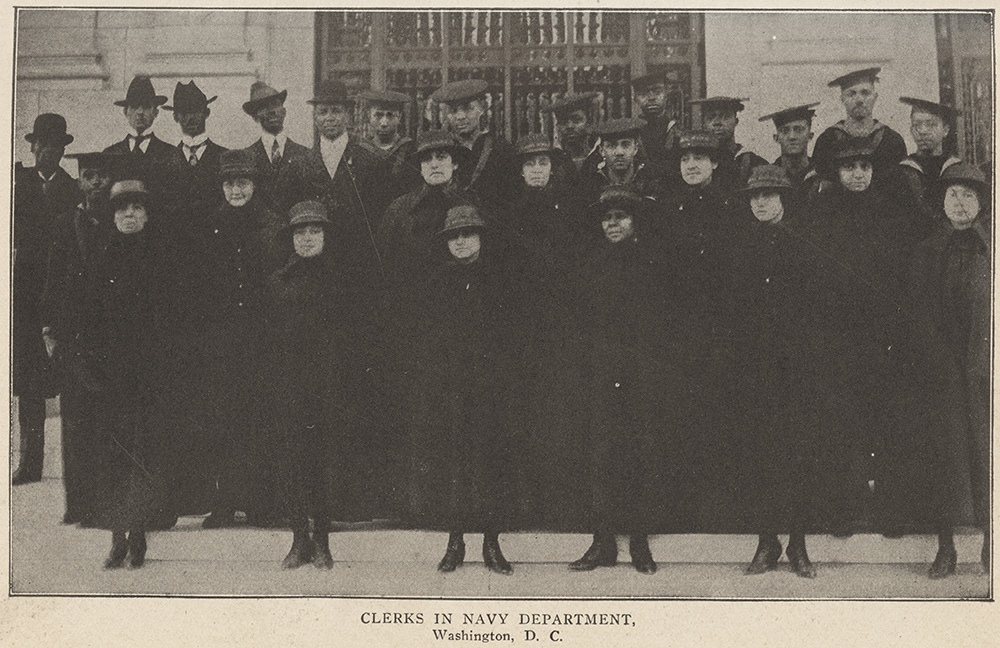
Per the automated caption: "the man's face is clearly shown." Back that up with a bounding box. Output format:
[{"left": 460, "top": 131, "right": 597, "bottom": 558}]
[
  {"left": 173, "top": 109, "right": 209, "bottom": 138},
  {"left": 600, "top": 137, "right": 639, "bottom": 173},
  {"left": 446, "top": 99, "right": 485, "bottom": 136},
  {"left": 838, "top": 159, "right": 873, "bottom": 192},
  {"left": 910, "top": 110, "right": 949, "bottom": 156},
  {"left": 369, "top": 106, "right": 402, "bottom": 143},
  {"left": 124, "top": 103, "right": 157, "bottom": 134},
  {"left": 114, "top": 200, "right": 149, "bottom": 234},
  {"left": 635, "top": 82, "right": 668, "bottom": 119},
  {"left": 750, "top": 191, "right": 785, "bottom": 223},
  {"left": 840, "top": 81, "right": 877, "bottom": 121},
  {"left": 774, "top": 119, "right": 813, "bottom": 157},
  {"left": 942, "top": 184, "right": 981, "bottom": 229},
  {"left": 253, "top": 98, "right": 287, "bottom": 135},
  {"left": 420, "top": 150, "right": 456, "bottom": 186},
  {"left": 79, "top": 167, "right": 112, "bottom": 203},
  {"left": 521, "top": 154, "right": 552, "bottom": 188},
  {"left": 557, "top": 109, "right": 589, "bottom": 141},
  {"left": 680, "top": 151, "right": 717, "bottom": 186},
  {"left": 313, "top": 102, "right": 352, "bottom": 141},
  {"left": 223, "top": 177, "right": 255, "bottom": 207},
  {"left": 31, "top": 140, "right": 64, "bottom": 173},
  {"left": 704, "top": 107, "right": 738, "bottom": 142},
  {"left": 601, "top": 208, "right": 634, "bottom": 243},
  {"left": 293, "top": 224, "right": 325, "bottom": 258}
]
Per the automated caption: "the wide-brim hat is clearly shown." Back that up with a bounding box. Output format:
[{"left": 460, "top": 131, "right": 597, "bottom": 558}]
[
  {"left": 899, "top": 96, "right": 960, "bottom": 121},
  {"left": 430, "top": 79, "right": 489, "bottom": 106},
  {"left": 936, "top": 161, "right": 988, "bottom": 197},
  {"left": 541, "top": 92, "right": 597, "bottom": 116},
  {"left": 357, "top": 88, "right": 412, "bottom": 108},
  {"left": 163, "top": 81, "right": 217, "bottom": 112},
  {"left": 828, "top": 67, "right": 881, "bottom": 89},
  {"left": 740, "top": 164, "right": 793, "bottom": 194},
  {"left": 109, "top": 179, "right": 149, "bottom": 205},
  {"left": 219, "top": 149, "right": 260, "bottom": 180},
  {"left": 437, "top": 204, "right": 486, "bottom": 237},
  {"left": 758, "top": 102, "right": 820, "bottom": 127},
  {"left": 243, "top": 81, "right": 288, "bottom": 115},
  {"left": 25, "top": 113, "right": 74, "bottom": 146},
  {"left": 408, "top": 130, "right": 472, "bottom": 167},
  {"left": 306, "top": 79, "right": 356, "bottom": 107},
  {"left": 283, "top": 200, "right": 332, "bottom": 232},
  {"left": 688, "top": 96, "right": 748, "bottom": 113},
  {"left": 586, "top": 186, "right": 649, "bottom": 218},
  {"left": 114, "top": 76, "right": 168, "bottom": 108}
]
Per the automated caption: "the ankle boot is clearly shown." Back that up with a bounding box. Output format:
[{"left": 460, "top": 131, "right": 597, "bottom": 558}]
[
  {"left": 104, "top": 531, "right": 128, "bottom": 570},
  {"left": 569, "top": 532, "right": 617, "bottom": 571},
  {"left": 281, "top": 530, "right": 315, "bottom": 569},
  {"left": 312, "top": 528, "right": 333, "bottom": 570},
  {"left": 482, "top": 534, "right": 513, "bottom": 575},
  {"left": 12, "top": 400, "right": 45, "bottom": 485},
  {"left": 929, "top": 545, "right": 957, "bottom": 579},
  {"left": 127, "top": 530, "right": 147, "bottom": 569},
  {"left": 438, "top": 533, "right": 466, "bottom": 572},
  {"left": 786, "top": 535, "right": 816, "bottom": 579},
  {"left": 629, "top": 534, "right": 657, "bottom": 575},
  {"left": 746, "top": 534, "right": 782, "bottom": 575}
]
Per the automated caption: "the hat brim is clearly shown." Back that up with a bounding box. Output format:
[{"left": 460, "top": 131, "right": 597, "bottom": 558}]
[
  {"left": 281, "top": 218, "right": 334, "bottom": 234},
  {"left": 220, "top": 167, "right": 262, "bottom": 181},
  {"left": 162, "top": 96, "right": 218, "bottom": 112},
  {"left": 114, "top": 96, "right": 169, "bottom": 108},
  {"left": 305, "top": 97, "right": 356, "bottom": 107},
  {"left": 408, "top": 144, "right": 473, "bottom": 168},
  {"left": 243, "top": 90, "right": 288, "bottom": 115},
  {"left": 25, "top": 132, "right": 74, "bottom": 146}
]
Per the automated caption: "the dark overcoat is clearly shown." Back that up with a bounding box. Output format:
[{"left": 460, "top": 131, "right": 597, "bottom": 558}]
[
  {"left": 103, "top": 134, "right": 186, "bottom": 216},
  {"left": 455, "top": 132, "right": 521, "bottom": 210},
  {"left": 242, "top": 137, "right": 324, "bottom": 217},
  {"left": 173, "top": 138, "right": 228, "bottom": 220},
  {"left": 811, "top": 121, "right": 907, "bottom": 187}
]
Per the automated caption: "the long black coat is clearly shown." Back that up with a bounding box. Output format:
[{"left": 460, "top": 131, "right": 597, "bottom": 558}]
[
  {"left": 811, "top": 121, "right": 907, "bottom": 188},
  {"left": 455, "top": 132, "right": 521, "bottom": 211},
  {"left": 173, "top": 138, "right": 228, "bottom": 220},
  {"left": 242, "top": 137, "right": 324, "bottom": 217},
  {"left": 906, "top": 217, "right": 991, "bottom": 528}
]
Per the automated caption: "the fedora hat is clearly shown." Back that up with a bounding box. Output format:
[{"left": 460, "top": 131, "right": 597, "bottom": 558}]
[
  {"left": 114, "top": 76, "right": 168, "bottom": 108},
  {"left": 24, "top": 113, "right": 73, "bottom": 146},
  {"left": 163, "top": 81, "right": 217, "bottom": 112},
  {"left": 307, "top": 79, "right": 356, "bottom": 107},
  {"left": 242, "top": 81, "right": 288, "bottom": 116}
]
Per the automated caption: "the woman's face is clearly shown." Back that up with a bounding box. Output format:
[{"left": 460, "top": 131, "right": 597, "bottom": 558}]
[
  {"left": 293, "top": 224, "right": 325, "bottom": 258},
  {"left": 420, "top": 150, "right": 457, "bottom": 186},
  {"left": 223, "top": 177, "right": 255, "bottom": 207},
  {"left": 521, "top": 154, "right": 552, "bottom": 188},
  {"left": 447, "top": 228, "right": 482, "bottom": 262},
  {"left": 114, "top": 200, "right": 149, "bottom": 234},
  {"left": 601, "top": 207, "right": 634, "bottom": 243},
  {"left": 680, "top": 151, "right": 716, "bottom": 186},
  {"left": 750, "top": 190, "right": 784, "bottom": 223},
  {"left": 838, "top": 159, "right": 873, "bottom": 192},
  {"left": 942, "top": 183, "right": 981, "bottom": 229}
]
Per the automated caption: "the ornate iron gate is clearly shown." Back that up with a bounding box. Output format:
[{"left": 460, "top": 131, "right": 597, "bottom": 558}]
[
  {"left": 316, "top": 11, "right": 704, "bottom": 142},
  {"left": 935, "top": 12, "right": 993, "bottom": 170}
]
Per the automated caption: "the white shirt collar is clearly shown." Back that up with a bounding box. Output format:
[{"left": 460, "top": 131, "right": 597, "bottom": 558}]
[
  {"left": 181, "top": 132, "right": 209, "bottom": 148},
  {"left": 320, "top": 133, "right": 349, "bottom": 176},
  {"left": 127, "top": 129, "right": 152, "bottom": 152},
  {"left": 260, "top": 131, "right": 288, "bottom": 161}
]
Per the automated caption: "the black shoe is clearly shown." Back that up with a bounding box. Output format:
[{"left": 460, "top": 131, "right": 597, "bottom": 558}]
[
  {"left": 786, "top": 542, "right": 817, "bottom": 579},
  {"left": 629, "top": 535, "right": 657, "bottom": 575},
  {"left": 104, "top": 534, "right": 128, "bottom": 570},
  {"left": 281, "top": 533, "right": 315, "bottom": 569},
  {"left": 745, "top": 537, "right": 782, "bottom": 575},
  {"left": 437, "top": 536, "right": 466, "bottom": 573},
  {"left": 127, "top": 531, "right": 147, "bottom": 569},
  {"left": 483, "top": 537, "right": 513, "bottom": 575},
  {"left": 929, "top": 546, "right": 957, "bottom": 579},
  {"left": 569, "top": 535, "right": 617, "bottom": 571},
  {"left": 12, "top": 466, "right": 42, "bottom": 485},
  {"left": 313, "top": 532, "right": 333, "bottom": 570},
  {"left": 202, "top": 510, "right": 236, "bottom": 529}
]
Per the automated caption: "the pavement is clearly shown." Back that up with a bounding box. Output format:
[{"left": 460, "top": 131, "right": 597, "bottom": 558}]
[{"left": 7, "top": 400, "right": 992, "bottom": 599}]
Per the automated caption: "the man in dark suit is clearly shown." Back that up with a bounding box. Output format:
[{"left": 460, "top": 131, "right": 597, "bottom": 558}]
[
  {"left": 13, "top": 113, "right": 80, "bottom": 485},
  {"left": 163, "top": 81, "right": 228, "bottom": 220},
  {"left": 241, "top": 81, "right": 322, "bottom": 217},
  {"left": 102, "top": 75, "right": 185, "bottom": 215}
]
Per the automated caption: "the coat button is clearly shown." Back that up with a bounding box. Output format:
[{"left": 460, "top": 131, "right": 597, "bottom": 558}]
[
  {"left": 614, "top": 382, "right": 620, "bottom": 388},
  {"left": 214, "top": 228, "right": 219, "bottom": 234}
]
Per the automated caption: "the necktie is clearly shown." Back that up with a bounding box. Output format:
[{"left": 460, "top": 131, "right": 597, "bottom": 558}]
[
  {"left": 271, "top": 139, "right": 282, "bottom": 167},
  {"left": 186, "top": 142, "right": 205, "bottom": 166},
  {"left": 131, "top": 134, "right": 149, "bottom": 155}
]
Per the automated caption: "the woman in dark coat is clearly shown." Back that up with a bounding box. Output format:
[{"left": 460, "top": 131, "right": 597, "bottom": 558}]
[
  {"left": 908, "top": 163, "right": 991, "bottom": 577},
  {"left": 263, "top": 201, "right": 375, "bottom": 569},
  {"left": 408, "top": 204, "right": 519, "bottom": 575},
  {"left": 54, "top": 179, "right": 169, "bottom": 568}
]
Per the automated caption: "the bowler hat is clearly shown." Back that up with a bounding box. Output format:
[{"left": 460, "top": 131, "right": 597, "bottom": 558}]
[
  {"left": 740, "top": 165, "right": 793, "bottom": 194},
  {"left": 219, "top": 149, "right": 259, "bottom": 180},
  {"left": 285, "top": 200, "right": 332, "bottom": 231},
  {"left": 438, "top": 204, "right": 486, "bottom": 236},
  {"left": 828, "top": 67, "right": 881, "bottom": 89},
  {"left": 114, "top": 76, "right": 168, "bottom": 108},
  {"left": 688, "top": 96, "right": 748, "bottom": 113},
  {"left": 24, "top": 113, "right": 74, "bottom": 146},
  {"left": 243, "top": 81, "right": 288, "bottom": 116},
  {"left": 358, "top": 88, "right": 412, "bottom": 108},
  {"left": 163, "top": 81, "right": 217, "bottom": 112},
  {"left": 431, "top": 79, "right": 489, "bottom": 105},
  {"left": 758, "top": 102, "right": 820, "bottom": 127},
  {"left": 109, "top": 179, "right": 149, "bottom": 205},
  {"left": 541, "top": 92, "right": 597, "bottom": 116},
  {"left": 408, "top": 130, "right": 471, "bottom": 167},
  {"left": 307, "top": 79, "right": 356, "bottom": 107}
]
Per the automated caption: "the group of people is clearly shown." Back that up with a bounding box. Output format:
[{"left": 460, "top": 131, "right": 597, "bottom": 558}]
[{"left": 11, "top": 66, "right": 990, "bottom": 581}]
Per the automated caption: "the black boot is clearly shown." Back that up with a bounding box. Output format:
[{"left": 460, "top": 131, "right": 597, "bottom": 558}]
[
  {"left": 281, "top": 529, "right": 315, "bottom": 569},
  {"left": 12, "top": 396, "right": 45, "bottom": 485},
  {"left": 483, "top": 533, "right": 513, "bottom": 575},
  {"left": 438, "top": 533, "right": 466, "bottom": 573},
  {"left": 569, "top": 532, "right": 617, "bottom": 571},
  {"left": 127, "top": 530, "right": 147, "bottom": 569},
  {"left": 786, "top": 533, "right": 816, "bottom": 579},
  {"left": 629, "top": 534, "right": 657, "bottom": 575},
  {"left": 929, "top": 530, "right": 957, "bottom": 579},
  {"left": 312, "top": 526, "right": 333, "bottom": 571},
  {"left": 745, "top": 534, "right": 782, "bottom": 575},
  {"left": 104, "top": 531, "right": 128, "bottom": 570}
]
